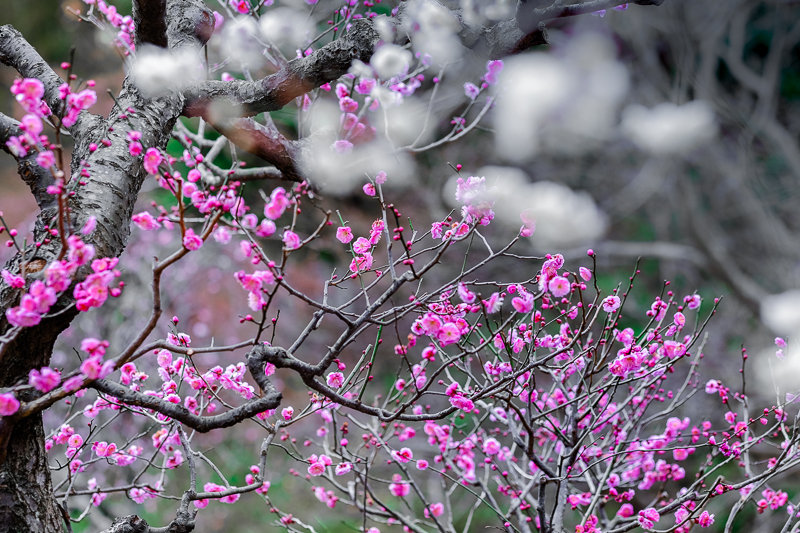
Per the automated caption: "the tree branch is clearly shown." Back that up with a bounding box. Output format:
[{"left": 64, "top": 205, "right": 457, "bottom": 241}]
[
  {"left": 133, "top": 0, "right": 168, "bottom": 48},
  {"left": 0, "top": 25, "right": 66, "bottom": 119},
  {"left": 165, "top": 0, "right": 214, "bottom": 50},
  {"left": 0, "top": 111, "right": 56, "bottom": 210},
  {"left": 90, "top": 379, "right": 281, "bottom": 433},
  {"left": 182, "top": 18, "right": 379, "bottom": 117},
  {"left": 210, "top": 118, "right": 305, "bottom": 182}
]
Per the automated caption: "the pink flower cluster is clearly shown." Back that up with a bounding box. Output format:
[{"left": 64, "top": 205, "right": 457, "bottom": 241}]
[
  {"left": 5, "top": 236, "right": 119, "bottom": 327},
  {"left": 346, "top": 219, "right": 384, "bottom": 275},
  {"left": 59, "top": 82, "right": 97, "bottom": 128},
  {"left": 6, "top": 78, "right": 52, "bottom": 161},
  {"left": 84, "top": 0, "right": 135, "bottom": 53},
  {"left": 234, "top": 269, "right": 275, "bottom": 310}
]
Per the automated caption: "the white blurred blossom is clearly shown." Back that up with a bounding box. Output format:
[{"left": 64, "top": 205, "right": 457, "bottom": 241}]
[
  {"left": 218, "top": 16, "right": 264, "bottom": 69},
  {"left": 403, "top": 0, "right": 462, "bottom": 66},
  {"left": 299, "top": 102, "right": 414, "bottom": 194},
  {"left": 459, "top": 0, "right": 515, "bottom": 25},
  {"left": 761, "top": 290, "right": 800, "bottom": 336},
  {"left": 493, "top": 32, "right": 628, "bottom": 160},
  {"left": 259, "top": 8, "right": 313, "bottom": 53},
  {"left": 620, "top": 101, "right": 716, "bottom": 155},
  {"left": 377, "top": 98, "right": 436, "bottom": 146},
  {"left": 445, "top": 167, "right": 607, "bottom": 247},
  {"left": 371, "top": 44, "right": 413, "bottom": 80},
  {"left": 130, "top": 46, "right": 205, "bottom": 96}
]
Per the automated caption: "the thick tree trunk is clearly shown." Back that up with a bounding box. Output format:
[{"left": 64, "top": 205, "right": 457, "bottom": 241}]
[{"left": 0, "top": 313, "right": 76, "bottom": 533}]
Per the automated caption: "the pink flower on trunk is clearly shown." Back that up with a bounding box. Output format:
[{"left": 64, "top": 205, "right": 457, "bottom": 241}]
[
  {"left": 0, "top": 393, "right": 20, "bottom": 416},
  {"left": 143, "top": 148, "right": 162, "bottom": 175}
]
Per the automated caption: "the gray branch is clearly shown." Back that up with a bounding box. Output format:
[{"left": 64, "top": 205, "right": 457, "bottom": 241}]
[
  {"left": 90, "top": 378, "right": 281, "bottom": 433},
  {"left": 0, "top": 25, "right": 69, "bottom": 125}
]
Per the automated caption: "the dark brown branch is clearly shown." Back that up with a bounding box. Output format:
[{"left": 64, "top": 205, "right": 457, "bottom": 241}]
[
  {"left": 90, "top": 379, "right": 281, "bottom": 433},
  {"left": 0, "top": 111, "right": 56, "bottom": 210},
  {"left": 182, "top": 18, "right": 379, "bottom": 117},
  {"left": 211, "top": 118, "right": 305, "bottom": 182},
  {"left": 133, "top": 0, "right": 168, "bottom": 48}
]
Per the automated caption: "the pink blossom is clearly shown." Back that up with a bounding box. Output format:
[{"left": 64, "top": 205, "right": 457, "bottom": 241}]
[
  {"left": 338, "top": 96, "right": 358, "bottom": 113},
  {"left": 5, "top": 301, "right": 41, "bottom": 327},
  {"left": 36, "top": 150, "right": 55, "bottom": 168},
  {"left": 483, "top": 438, "right": 501, "bottom": 455},
  {"left": 548, "top": 276, "right": 570, "bottom": 298},
  {"left": 482, "top": 292, "right": 504, "bottom": 314},
  {"left": 638, "top": 508, "right": 660, "bottom": 530},
  {"left": 685, "top": 293, "right": 701, "bottom": 309},
  {"left": 464, "top": 82, "right": 480, "bottom": 100},
  {"left": 335, "top": 462, "right": 352, "bottom": 475},
  {"left": 81, "top": 216, "right": 97, "bottom": 235},
  {"left": 308, "top": 461, "right": 325, "bottom": 476},
  {"left": 29, "top": 367, "right": 61, "bottom": 393},
  {"left": 332, "top": 140, "right": 353, "bottom": 153},
  {"left": 617, "top": 503, "right": 634, "bottom": 517},
  {"left": 391, "top": 447, "right": 413, "bottom": 463},
  {"left": 352, "top": 237, "right": 371, "bottom": 254},
  {"left": 520, "top": 210, "right": 535, "bottom": 237},
  {"left": 131, "top": 211, "right": 160, "bottom": 230},
  {"left": 81, "top": 338, "right": 108, "bottom": 358},
  {"left": 230, "top": 0, "right": 249, "bottom": 14},
  {"left": 1, "top": 269, "right": 25, "bottom": 289},
  {"left": 182, "top": 228, "right": 203, "bottom": 250},
  {"left": 450, "top": 395, "right": 474, "bottom": 412},
  {"left": 602, "top": 295, "right": 621, "bottom": 313},
  {"left": 426, "top": 502, "right": 444, "bottom": 518},
  {"left": 0, "top": 393, "right": 20, "bottom": 416},
  {"left": 326, "top": 371, "right": 345, "bottom": 389},
  {"left": 458, "top": 283, "right": 476, "bottom": 304},
  {"left": 436, "top": 322, "right": 461, "bottom": 346},
  {"left": 336, "top": 226, "right": 353, "bottom": 243},
  {"left": 142, "top": 147, "right": 162, "bottom": 175},
  {"left": 511, "top": 289, "right": 534, "bottom": 314},
  {"left": 255, "top": 219, "right": 276, "bottom": 237},
  {"left": 697, "top": 510, "right": 714, "bottom": 527},
  {"left": 483, "top": 59, "right": 504, "bottom": 85},
  {"left": 363, "top": 183, "right": 376, "bottom": 196},
  {"left": 388, "top": 474, "right": 410, "bottom": 497},
  {"left": 579, "top": 267, "right": 592, "bottom": 281},
  {"left": 281, "top": 407, "right": 294, "bottom": 420},
  {"left": 283, "top": 230, "right": 301, "bottom": 250}
]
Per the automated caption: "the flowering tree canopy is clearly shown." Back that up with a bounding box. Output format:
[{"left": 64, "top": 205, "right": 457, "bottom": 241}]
[{"left": 2, "top": 1, "right": 800, "bottom": 533}]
